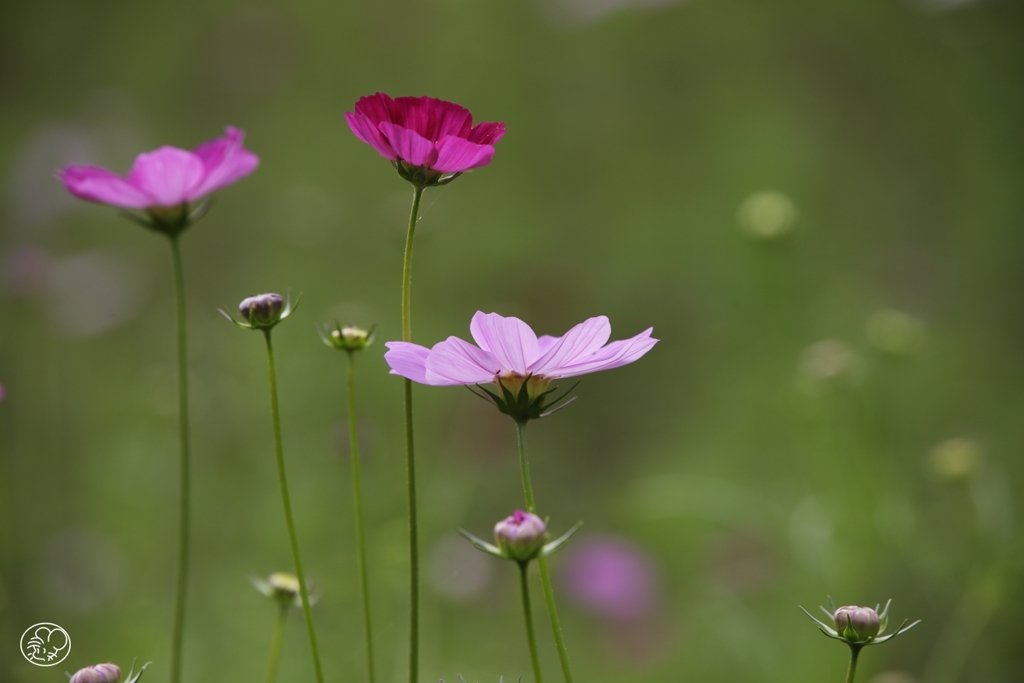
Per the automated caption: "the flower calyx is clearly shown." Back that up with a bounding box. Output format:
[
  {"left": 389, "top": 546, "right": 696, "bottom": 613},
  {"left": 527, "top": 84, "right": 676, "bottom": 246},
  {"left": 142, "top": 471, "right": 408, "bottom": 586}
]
[
  {"left": 318, "top": 322, "right": 376, "bottom": 352},
  {"left": 252, "top": 572, "right": 305, "bottom": 608},
  {"left": 221, "top": 291, "right": 300, "bottom": 331},
  {"left": 468, "top": 373, "right": 578, "bottom": 423},
  {"left": 800, "top": 596, "right": 920, "bottom": 648},
  {"left": 118, "top": 199, "right": 213, "bottom": 238},
  {"left": 460, "top": 513, "right": 581, "bottom": 566},
  {"left": 394, "top": 160, "right": 462, "bottom": 188}
]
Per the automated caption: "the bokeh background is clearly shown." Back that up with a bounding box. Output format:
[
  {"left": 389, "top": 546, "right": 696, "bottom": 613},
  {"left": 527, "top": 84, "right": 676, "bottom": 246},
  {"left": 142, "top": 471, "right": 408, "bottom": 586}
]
[{"left": 2, "top": 0, "right": 1023, "bottom": 682}]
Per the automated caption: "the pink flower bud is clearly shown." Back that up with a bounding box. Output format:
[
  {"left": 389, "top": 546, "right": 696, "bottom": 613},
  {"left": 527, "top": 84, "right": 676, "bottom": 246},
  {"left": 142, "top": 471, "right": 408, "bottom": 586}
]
[
  {"left": 494, "top": 510, "right": 547, "bottom": 562},
  {"left": 834, "top": 605, "right": 881, "bottom": 642},
  {"left": 70, "top": 663, "right": 121, "bottom": 683}
]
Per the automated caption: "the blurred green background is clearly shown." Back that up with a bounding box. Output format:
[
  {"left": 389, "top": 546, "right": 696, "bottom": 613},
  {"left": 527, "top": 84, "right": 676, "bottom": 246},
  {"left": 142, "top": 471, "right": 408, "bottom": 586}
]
[{"left": 2, "top": 0, "right": 1023, "bottom": 682}]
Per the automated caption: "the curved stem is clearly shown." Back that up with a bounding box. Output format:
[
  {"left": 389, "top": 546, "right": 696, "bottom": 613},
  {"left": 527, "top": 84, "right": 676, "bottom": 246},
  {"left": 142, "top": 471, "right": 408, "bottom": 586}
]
[
  {"left": 168, "top": 235, "right": 191, "bottom": 683},
  {"left": 347, "top": 351, "right": 376, "bottom": 683},
  {"left": 845, "top": 645, "right": 862, "bottom": 683},
  {"left": 264, "top": 331, "right": 325, "bottom": 683},
  {"left": 515, "top": 420, "right": 574, "bottom": 683},
  {"left": 519, "top": 562, "right": 544, "bottom": 683},
  {"left": 264, "top": 604, "right": 288, "bottom": 683},
  {"left": 402, "top": 183, "right": 424, "bottom": 683}
]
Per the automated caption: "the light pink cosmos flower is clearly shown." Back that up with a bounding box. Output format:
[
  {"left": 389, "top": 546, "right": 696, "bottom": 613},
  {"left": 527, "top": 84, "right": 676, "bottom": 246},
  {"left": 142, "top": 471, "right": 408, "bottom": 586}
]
[
  {"left": 345, "top": 93, "right": 505, "bottom": 185},
  {"left": 57, "top": 127, "right": 258, "bottom": 213},
  {"left": 385, "top": 311, "right": 656, "bottom": 420}
]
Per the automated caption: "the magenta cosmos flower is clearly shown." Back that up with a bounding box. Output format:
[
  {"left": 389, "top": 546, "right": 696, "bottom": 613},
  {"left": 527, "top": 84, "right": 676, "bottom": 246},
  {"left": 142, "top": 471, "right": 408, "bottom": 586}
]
[
  {"left": 385, "top": 311, "right": 657, "bottom": 420},
  {"left": 346, "top": 93, "right": 505, "bottom": 186},
  {"left": 57, "top": 126, "right": 258, "bottom": 234}
]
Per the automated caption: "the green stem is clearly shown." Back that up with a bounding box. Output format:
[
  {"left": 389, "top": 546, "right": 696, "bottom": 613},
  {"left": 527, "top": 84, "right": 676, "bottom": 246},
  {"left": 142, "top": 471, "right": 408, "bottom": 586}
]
[
  {"left": 845, "top": 645, "right": 861, "bottom": 683},
  {"left": 168, "top": 235, "right": 191, "bottom": 683},
  {"left": 515, "top": 420, "right": 574, "bottom": 683},
  {"left": 263, "top": 331, "right": 325, "bottom": 683},
  {"left": 264, "top": 604, "right": 288, "bottom": 683},
  {"left": 347, "top": 351, "right": 376, "bottom": 683},
  {"left": 519, "top": 562, "right": 544, "bottom": 683},
  {"left": 402, "top": 183, "right": 424, "bottom": 683}
]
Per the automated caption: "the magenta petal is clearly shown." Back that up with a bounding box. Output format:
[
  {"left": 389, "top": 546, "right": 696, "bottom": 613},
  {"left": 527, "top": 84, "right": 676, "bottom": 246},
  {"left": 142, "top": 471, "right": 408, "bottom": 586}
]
[
  {"left": 529, "top": 316, "right": 612, "bottom": 376},
  {"left": 353, "top": 92, "right": 398, "bottom": 126},
  {"left": 57, "top": 166, "right": 154, "bottom": 209},
  {"left": 425, "top": 337, "right": 499, "bottom": 385},
  {"left": 433, "top": 136, "right": 494, "bottom": 173},
  {"left": 469, "top": 312, "right": 540, "bottom": 374},
  {"left": 384, "top": 342, "right": 432, "bottom": 384},
  {"left": 347, "top": 112, "right": 399, "bottom": 161},
  {"left": 551, "top": 329, "right": 658, "bottom": 378},
  {"left": 467, "top": 121, "right": 506, "bottom": 146},
  {"left": 127, "top": 147, "right": 205, "bottom": 207},
  {"left": 378, "top": 122, "right": 438, "bottom": 168},
  {"left": 187, "top": 127, "right": 258, "bottom": 200}
]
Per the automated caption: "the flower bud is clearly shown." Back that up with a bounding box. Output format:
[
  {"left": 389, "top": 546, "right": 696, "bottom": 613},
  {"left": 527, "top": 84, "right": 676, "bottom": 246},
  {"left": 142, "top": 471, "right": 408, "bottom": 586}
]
[
  {"left": 322, "top": 323, "right": 375, "bottom": 352},
  {"left": 494, "top": 510, "right": 547, "bottom": 562},
  {"left": 239, "top": 293, "right": 284, "bottom": 328},
  {"left": 70, "top": 663, "right": 121, "bottom": 683},
  {"left": 834, "top": 605, "right": 881, "bottom": 642},
  {"left": 253, "top": 571, "right": 303, "bottom": 607}
]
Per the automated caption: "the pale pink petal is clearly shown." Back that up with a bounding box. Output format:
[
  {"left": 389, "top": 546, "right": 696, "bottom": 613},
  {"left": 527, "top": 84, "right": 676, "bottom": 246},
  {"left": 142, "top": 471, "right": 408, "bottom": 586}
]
[
  {"left": 127, "top": 147, "right": 205, "bottom": 207},
  {"left": 378, "top": 122, "right": 438, "bottom": 168},
  {"left": 467, "top": 121, "right": 506, "bottom": 146},
  {"left": 433, "top": 137, "right": 494, "bottom": 173},
  {"left": 57, "top": 166, "right": 154, "bottom": 209},
  {"left": 469, "top": 312, "right": 540, "bottom": 374},
  {"left": 548, "top": 328, "right": 657, "bottom": 379},
  {"left": 529, "top": 316, "right": 612, "bottom": 376},
  {"left": 187, "top": 126, "right": 259, "bottom": 200},
  {"left": 346, "top": 112, "right": 399, "bottom": 161},
  {"left": 537, "top": 335, "right": 559, "bottom": 356},
  {"left": 353, "top": 92, "right": 398, "bottom": 126},
  {"left": 424, "top": 336, "right": 500, "bottom": 385},
  {"left": 384, "top": 341, "right": 432, "bottom": 384}
]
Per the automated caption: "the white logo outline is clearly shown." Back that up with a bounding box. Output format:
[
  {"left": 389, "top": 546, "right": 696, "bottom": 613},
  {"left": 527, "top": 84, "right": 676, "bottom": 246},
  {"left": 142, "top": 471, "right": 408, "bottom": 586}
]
[{"left": 20, "top": 622, "right": 72, "bottom": 667}]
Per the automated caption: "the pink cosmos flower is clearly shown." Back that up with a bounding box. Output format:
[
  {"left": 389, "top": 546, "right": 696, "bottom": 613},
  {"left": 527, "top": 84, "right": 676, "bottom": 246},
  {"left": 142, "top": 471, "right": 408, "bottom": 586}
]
[
  {"left": 345, "top": 93, "right": 505, "bottom": 185},
  {"left": 57, "top": 127, "right": 258, "bottom": 227},
  {"left": 385, "top": 311, "right": 656, "bottom": 420}
]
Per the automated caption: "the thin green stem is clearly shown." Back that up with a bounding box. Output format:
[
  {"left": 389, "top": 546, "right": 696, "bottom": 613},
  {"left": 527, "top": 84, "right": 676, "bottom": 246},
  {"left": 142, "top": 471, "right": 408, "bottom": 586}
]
[
  {"left": 519, "top": 562, "right": 544, "bottom": 683},
  {"left": 264, "top": 604, "right": 288, "bottom": 683},
  {"left": 402, "top": 183, "right": 424, "bottom": 683},
  {"left": 845, "top": 645, "right": 862, "bottom": 683},
  {"left": 263, "top": 331, "right": 325, "bottom": 683},
  {"left": 168, "top": 235, "right": 191, "bottom": 683},
  {"left": 347, "top": 351, "right": 376, "bottom": 683},
  {"left": 515, "top": 420, "right": 574, "bottom": 683}
]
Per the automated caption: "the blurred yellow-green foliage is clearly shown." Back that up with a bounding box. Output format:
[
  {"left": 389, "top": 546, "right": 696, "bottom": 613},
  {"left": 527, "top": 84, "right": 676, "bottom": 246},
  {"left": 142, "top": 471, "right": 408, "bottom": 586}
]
[{"left": 2, "top": 1, "right": 1023, "bottom": 682}]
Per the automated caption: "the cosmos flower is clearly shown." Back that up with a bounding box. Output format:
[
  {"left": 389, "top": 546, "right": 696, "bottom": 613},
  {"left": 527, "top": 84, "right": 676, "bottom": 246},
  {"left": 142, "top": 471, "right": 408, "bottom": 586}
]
[
  {"left": 385, "top": 311, "right": 656, "bottom": 420},
  {"left": 57, "top": 127, "right": 258, "bottom": 232},
  {"left": 346, "top": 93, "right": 504, "bottom": 186}
]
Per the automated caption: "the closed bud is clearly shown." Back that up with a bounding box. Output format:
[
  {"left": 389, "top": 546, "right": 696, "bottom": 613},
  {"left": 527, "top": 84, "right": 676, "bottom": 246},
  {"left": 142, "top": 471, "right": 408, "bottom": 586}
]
[
  {"left": 834, "top": 605, "right": 881, "bottom": 643},
  {"left": 240, "top": 293, "right": 284, "bottom": 327},
  {"left": 253, "top": 572, "right": 304, "bottom": 607},
  {"left": 321, "top": 322, "right": 376, "bottom": 352},
  {"left": 494, "top": 510, "right": 547, "bottom": 562},
  {"left": 70, "top": 663, "right": 121, "bottom": 683}
]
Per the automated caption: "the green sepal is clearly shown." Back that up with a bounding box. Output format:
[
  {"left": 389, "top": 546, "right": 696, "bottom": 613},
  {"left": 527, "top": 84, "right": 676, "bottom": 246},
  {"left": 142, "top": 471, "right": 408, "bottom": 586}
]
[
  {"left": 540, "top": 521, "right": 582, "bottom": 558},
  {"left": 457, "top": 528, "right": 505, "bottom": 560}
]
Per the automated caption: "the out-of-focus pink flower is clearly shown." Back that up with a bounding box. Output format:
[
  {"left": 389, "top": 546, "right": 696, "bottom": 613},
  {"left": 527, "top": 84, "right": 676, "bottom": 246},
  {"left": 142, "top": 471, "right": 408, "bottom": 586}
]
[
  {"left": 346, "top": 93, "right": 504, "bottom": 185},
  {"left": 562, "top": 536, "right": 659, "bottom": 622},
  {"left": 386, "top": 311, "right": 655, "bottom": 387},
  {"left": 57, "top": 127, "right": 258, "bottom": 211},
  {"left": 0, "top": 383, "right": 6, "bottom": 403}
]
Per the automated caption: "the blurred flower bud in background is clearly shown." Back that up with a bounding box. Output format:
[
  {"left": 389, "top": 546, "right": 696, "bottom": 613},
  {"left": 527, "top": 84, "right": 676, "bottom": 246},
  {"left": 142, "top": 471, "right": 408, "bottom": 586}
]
[
  {"left": 738, "top": 190, "right": 798, "bottom": 240},
  {"left": 866, "top": 309, "right": 925, "bottom": 356},
  {"left": 928, "top": 437, "right": 981, "bottom": 482}
]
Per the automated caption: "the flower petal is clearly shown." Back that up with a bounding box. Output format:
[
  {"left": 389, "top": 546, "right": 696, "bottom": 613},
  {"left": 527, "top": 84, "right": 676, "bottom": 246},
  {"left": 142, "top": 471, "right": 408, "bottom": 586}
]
[
  {"left": 548, "top": 328, "right": 658, "bottom": 378},
  {"left": 57, "top": 165, "right": 154, "bottom": 209},
  {"left": 127, "top": 147, "right": 205, "bottom": 207},
  {"left": 186, "top": 126, "right": 259, "bottom": 200},
  {"left": 537, "top": 335, "right": 559, "bottom": 356},
  {"left": 433, "top": 136, "right": 494, "bottom": 173},
  {"left": 384, "top": 341, "right": 432, "bottom": 384},
  {"left": 378, "top": 122, "right": 438, "bottom": 168},
  {"left": 467, "top": 121, "right": 506, "bottom": 146},
  {"left": 529, "top": 316, "right": 612, "bottom": 376},
  {"left": 393, "top": 96, "right": 472, "bottom": 141},
  {"left": 346, "top": 111, "right": 399, "bottom": 161},
  {"left": 469, "top": 311, "right": 540, "bottom": 374},
  {"left": 425, "top": 336, "right": 500, "bottom": 385},
  {"left": 353, "top": 92, "right": 398, "bottom": 126}
]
